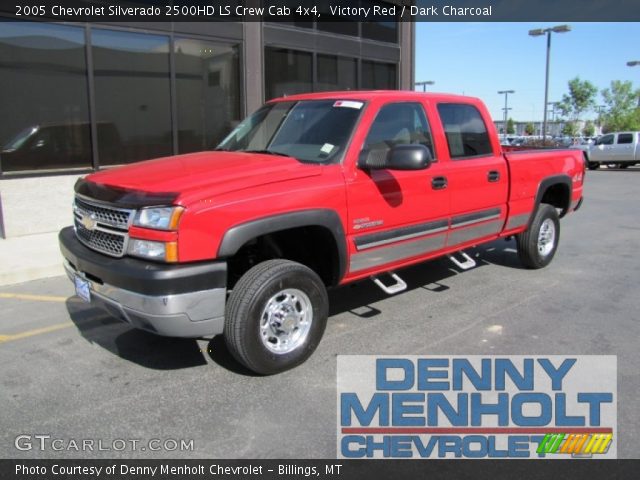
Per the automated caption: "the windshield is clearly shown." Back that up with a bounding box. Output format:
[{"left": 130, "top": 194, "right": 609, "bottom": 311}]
[
  {"left": 3, "top": 126, "right": 38, "bottom": 151},
  {"left": 216, "top": 100, "right": 364, "bottom": 163}
]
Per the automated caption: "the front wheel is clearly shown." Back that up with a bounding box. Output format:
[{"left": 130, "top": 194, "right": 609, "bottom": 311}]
[
  {"left": 587, "top": 161, "right": 599, "bottom": 170},
  {"left": 224, "top": 259, "right": 329, "bottom": 375},
  {"left": 516, "top": 204, "right": 560, "bottom": 269}
]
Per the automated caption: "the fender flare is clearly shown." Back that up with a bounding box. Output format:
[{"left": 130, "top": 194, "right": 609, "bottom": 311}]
[
  {"left": 530, "top": 174, "right": 572, "bottom": 225},
  {"left": 218, "top": 209, "right": 348, "bottom": 285}
]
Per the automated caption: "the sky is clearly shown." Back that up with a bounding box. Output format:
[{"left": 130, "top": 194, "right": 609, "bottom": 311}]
[{"left": 415, "top": 22, "right": 640, "bottom": 123}]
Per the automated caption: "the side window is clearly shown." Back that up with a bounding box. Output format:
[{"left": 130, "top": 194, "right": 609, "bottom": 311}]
[
  {"left": 363, "top": 102, "right": 435, "bottom": 158},
  {"left": 598, "top": 134, "right": 614, "bottom": 145},
  {"left": 617, "top": 133, "right": 633, "bottom": 144},
  {"left": 437, "top": 103, "right": 493, "bottom": 159}
]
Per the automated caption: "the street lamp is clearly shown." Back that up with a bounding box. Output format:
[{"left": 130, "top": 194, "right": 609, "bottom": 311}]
[
  {"left": 415, "top": 80, "right": 435, "bottom": 92},
  {"left": 498, "top": 90, "right": 515, "bottom": 136},
  {"left": 529, "top": 24, "right": 572, "bottom": 144}
]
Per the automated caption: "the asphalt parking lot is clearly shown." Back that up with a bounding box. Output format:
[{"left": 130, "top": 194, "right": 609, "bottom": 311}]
[{"left": 1, "top": 167, "right": 639, "bottom": 459}]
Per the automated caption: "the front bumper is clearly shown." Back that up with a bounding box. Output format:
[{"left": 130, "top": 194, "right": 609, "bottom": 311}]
[{"left": 59, "top": 226, "right": 226, "bottom": 338}]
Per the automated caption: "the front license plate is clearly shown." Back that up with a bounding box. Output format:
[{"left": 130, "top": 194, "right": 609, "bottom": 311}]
[{"left": 74, "top": 276, "right": 91, "bottom": 303}]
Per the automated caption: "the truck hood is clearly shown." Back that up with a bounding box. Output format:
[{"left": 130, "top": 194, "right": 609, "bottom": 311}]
[{"left": 85, "top": 151, "right": 323, "bottom": 200}]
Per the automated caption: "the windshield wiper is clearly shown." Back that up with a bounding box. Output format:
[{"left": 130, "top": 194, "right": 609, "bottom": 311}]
[{"left": 242, "top": 149, "right": 295, "bottom": 159}]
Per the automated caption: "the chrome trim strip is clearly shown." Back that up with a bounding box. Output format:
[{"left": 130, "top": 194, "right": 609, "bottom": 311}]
[
  {"left": 356, "top": 223, "right": 449, "bottom": 251},
  {"left": 505, "top": 213, "right": 530, "bottom": 230},
  {"left": 450, "top": 208, "right": 502, "bottom": 228},
  {"left": 447, "top": 220, "right": 502, "bottom": 247},
  {"left": 350, "top": 232, "right": 447, "bottom": 272}
]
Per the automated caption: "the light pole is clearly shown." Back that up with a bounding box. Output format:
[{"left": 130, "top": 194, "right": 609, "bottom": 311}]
[
  {"left": 498, "top": 90, "right": 515, "bottom": 136},
  {"left": 627, "top": 61, "right": 640, "bottom": 107},
  {"left": 415, "top": 80, "right": 435, "bottom": 92},
  {"left": 595, "top": 105, "right": 605, "bottom": 134},
  {"left": 529, "top": 24, "right": 571, "bottom": 144}
]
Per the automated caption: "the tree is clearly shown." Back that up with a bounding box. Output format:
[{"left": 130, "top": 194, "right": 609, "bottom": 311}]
[
  {"left": 562, "top": 121, "right": 579, "bottom": 137},
  {"left": 582, "top": 120, "right": 595, "bottom": 137},
  {"left": 557, "top": 77, "right": 598, "bottom": 125},
  {"left": 525, "top": 123, "right": 535, "bottom": 135},
  {"left": 600, "top": 80, "right": 640, "bottom": 132},
  {"left": 506, "top": 118, "right": 515, "bottom": 134}
]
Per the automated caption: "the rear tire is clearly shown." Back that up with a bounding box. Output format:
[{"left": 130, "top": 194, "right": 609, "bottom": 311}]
[
  {"left": 587, "top": 161, "right": 599, "bottom": 170},
  {"left": 224, "top": 259, "right": 328, "bottom": 375},
  {"left": 516, "top": 204, "right": 560, "bottom": 269}
]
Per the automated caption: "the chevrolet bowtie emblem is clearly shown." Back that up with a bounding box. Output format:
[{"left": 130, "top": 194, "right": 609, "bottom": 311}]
[{"left": 81, "top": 213, "right": 98, "bottom": 231}]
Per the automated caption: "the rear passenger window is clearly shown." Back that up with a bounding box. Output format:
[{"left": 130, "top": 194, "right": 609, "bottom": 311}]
[
  {"left": 437, "top": 103, "right": 493, "bottom": 159},
  {"left": 617, "top": 133, "right": 633, "bottom": 144}
]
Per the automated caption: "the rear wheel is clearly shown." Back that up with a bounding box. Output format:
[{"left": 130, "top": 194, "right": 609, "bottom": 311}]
[
  {"left": 516, "top": 204, "right": 560, "bottom": 269},
  {"left": 587, "top": 161, "right": 599, "bottom": 170},
  {"left": 224, "top": 259, "right": 328, "bottom": 375}
]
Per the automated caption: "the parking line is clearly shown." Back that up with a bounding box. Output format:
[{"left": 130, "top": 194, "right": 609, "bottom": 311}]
[
  {"left": 0, "top": 293, "right": 73, "bottom": 303},
  {"left": 0, "top": 322, "right": 74, "bottom": 344}
]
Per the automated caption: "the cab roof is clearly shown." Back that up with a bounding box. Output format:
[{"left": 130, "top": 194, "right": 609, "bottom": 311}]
[{"left": 267, "top": 90, "right": 479, "bottom": 104}]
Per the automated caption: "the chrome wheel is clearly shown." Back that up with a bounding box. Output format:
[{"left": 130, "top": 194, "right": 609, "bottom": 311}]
[
  {"left": 537, "top": 218, "right": 556, "bottom": 257},
  {"left": 260, "top": 288, "right": 313, "bottom": 354}
]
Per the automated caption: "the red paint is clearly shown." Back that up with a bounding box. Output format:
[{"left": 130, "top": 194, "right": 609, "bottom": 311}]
[{"left": 81, "top": 91, "right": 585, "bottom": 276}]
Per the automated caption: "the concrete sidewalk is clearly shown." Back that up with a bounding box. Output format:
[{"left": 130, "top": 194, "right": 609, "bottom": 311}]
[{"left": 0, "top": 232, "right": 64, "bottom": 286}]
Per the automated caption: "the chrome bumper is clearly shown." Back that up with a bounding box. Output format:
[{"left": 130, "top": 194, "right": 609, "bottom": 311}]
[{"left": 64, "top": 260, "right": 225, "bottom": 338}]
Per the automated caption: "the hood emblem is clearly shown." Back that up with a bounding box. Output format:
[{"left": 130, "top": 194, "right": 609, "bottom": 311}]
[{"left": 81, "top": 213, "right": 98, "bottom": 231}]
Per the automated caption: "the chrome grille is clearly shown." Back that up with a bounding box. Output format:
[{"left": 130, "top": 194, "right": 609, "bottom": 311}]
[{"left": 73, "top": 196, "right": 134, "bottom": 257}]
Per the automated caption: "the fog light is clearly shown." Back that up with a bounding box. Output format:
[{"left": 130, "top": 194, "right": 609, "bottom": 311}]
[{"left": 128, "top": 239, "right": 178, "bottom": 262}]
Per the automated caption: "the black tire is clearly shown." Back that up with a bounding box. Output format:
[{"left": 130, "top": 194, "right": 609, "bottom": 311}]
[
  {"left": 587, "top": 162, "right": 599, "bottom": 170},
  {"left": 224, "top": 259, "right": 329, "bottom": 375},
  {"left": 516, "top": 204, "right": 560, "bottom": 269},
  {"left": 620, "top": 164, "right": 629, "bottom": 169}
]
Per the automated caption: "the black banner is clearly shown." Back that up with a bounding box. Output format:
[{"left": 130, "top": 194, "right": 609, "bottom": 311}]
[
  {"left": 1, "top": 460, "right": 639, "bottom": 480},
  {"left": 1, "top": 0, "right": 640, "bottom": 23}
]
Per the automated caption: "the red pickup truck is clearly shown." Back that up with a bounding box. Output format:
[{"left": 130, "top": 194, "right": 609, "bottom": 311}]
[{"left": 59, "top": 91, "right": 585, "bottom": 374}]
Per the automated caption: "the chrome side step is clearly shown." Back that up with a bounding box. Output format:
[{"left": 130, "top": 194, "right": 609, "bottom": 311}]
[
  {"left": 448, "top": 251, "right": 477, "bottom": 270},
  {"left": 372, "top": 272, "right": 407, "bottom": 295}
]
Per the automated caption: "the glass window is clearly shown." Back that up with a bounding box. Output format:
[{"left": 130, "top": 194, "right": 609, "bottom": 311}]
[
  {"left": 317, "top": 22, "right": 359, "bottom": 37},
  {"left": 597, "top": 134, "right": 614, "bottom": 145},
  {"left": 437, "top": 103, "right": 493, "bottom": 159},
  {"left": 617, "top": 133, "right": 633, "bottom": 144},
  {"left": 218, "top": 100, "right": 363, "bottom": 163},
  {"left": 363, "top": 102, "right": 434, "bottom": 157},
  {"left": 317, "top": 55, "right": 357, "bottom": 92},
  {"left": 361, "top": 60, "right": 397, "bottom": 90},
  {"left": 360, "top": 1, "right": 399, "bottom": 43},
  {"left": 174, "top": 38, "right": 241, "bottom": 153},
  {"left": 0, "top": 22, "right": 90, "bottom": 172},
  {"left": 91, "top": 29, "right": 172, "bottom": 166},
  {"left": 264, "top": 48, "right": 313, "bottom": 100}
]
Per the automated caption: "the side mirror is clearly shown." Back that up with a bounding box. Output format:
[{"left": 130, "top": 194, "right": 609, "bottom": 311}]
[{"left": 359, "top": 144, "right": 433, "bottom": 171}]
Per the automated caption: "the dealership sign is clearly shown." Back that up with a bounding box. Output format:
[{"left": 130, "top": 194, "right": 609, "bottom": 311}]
[{"left": 337, "top": 356, "right": 616, "bottom": 459}]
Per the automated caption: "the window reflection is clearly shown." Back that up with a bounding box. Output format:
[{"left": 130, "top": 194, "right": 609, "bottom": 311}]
[
  {"left": 265, "top": 48, "right": 313, "bottom": 100},
  {"left": 91, "top": 29, "right": 172, "bottom": 165},
  {"left": 0, "top": 22, "right": 90, "bottom": 172},
  {"left": 174, "top": 38, "right": 241, "bottom": 153},
  {"left": 317, "top": 55, "right": 357, "bottom": 92},
  {"left": 361, "top": 60, "right": 397, "bottom": 89}
]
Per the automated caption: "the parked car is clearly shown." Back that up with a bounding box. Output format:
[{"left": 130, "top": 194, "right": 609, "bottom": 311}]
[
  {"left": 578, "top": 131, "right": 640, "bottom": 170},
  {"left": 59, "top": 91, "right": 585, "bottom": 374}
]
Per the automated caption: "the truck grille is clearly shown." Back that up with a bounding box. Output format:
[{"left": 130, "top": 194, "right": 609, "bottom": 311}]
[{"left": 73, "top": 196, "right": 134, "bottom": 257}]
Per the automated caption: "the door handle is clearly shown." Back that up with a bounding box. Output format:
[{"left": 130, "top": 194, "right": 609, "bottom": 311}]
[
  {"left": 487, "top": 170, "right": 500, "bottom": 182},
  {"left": 431, "top": 176, "right": 447, "bottom": 190}
]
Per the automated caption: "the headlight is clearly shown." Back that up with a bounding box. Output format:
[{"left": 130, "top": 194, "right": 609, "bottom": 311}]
[
  {"left": 133, "top": 206, "right": 184, "bottom": 230},
  {"left": 128, "top": 239, "right": 178, "bottom": 262}
]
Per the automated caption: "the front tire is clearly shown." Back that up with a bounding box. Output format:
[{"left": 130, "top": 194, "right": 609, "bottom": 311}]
[
  {"left": 224, "top": 259, "right": 329, "bottom": 375},
  {"left": 587, "top": 161, "right": 599, "bottom": 170},
  {"left": 516, "top": 204, "right": 560, "bottom": 269}
]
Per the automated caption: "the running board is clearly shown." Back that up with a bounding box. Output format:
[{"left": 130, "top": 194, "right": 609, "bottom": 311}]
[
  {"left": 371, "top": 273, "right": 407, "bottom": 295},
  {"left": 448, "top": 251, "right": 477, "bottom": 270}
]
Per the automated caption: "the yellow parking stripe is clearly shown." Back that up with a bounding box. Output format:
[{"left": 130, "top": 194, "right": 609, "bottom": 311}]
[
  {"left": 0, "top": 293, "right": 72, "bottom": 303},
  {"left": 0, "top": 322, "right": 74, "bottom": 344}
]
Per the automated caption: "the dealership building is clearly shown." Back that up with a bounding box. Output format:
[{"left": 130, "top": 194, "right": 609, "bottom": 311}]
[{"left": 0, "top": 4, "right": 414, "bottom": 249}]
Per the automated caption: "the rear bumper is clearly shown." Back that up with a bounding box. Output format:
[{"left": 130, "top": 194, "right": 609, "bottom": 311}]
[{"left": 59, "top": 226, "right": 226, "bottom": 338}]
